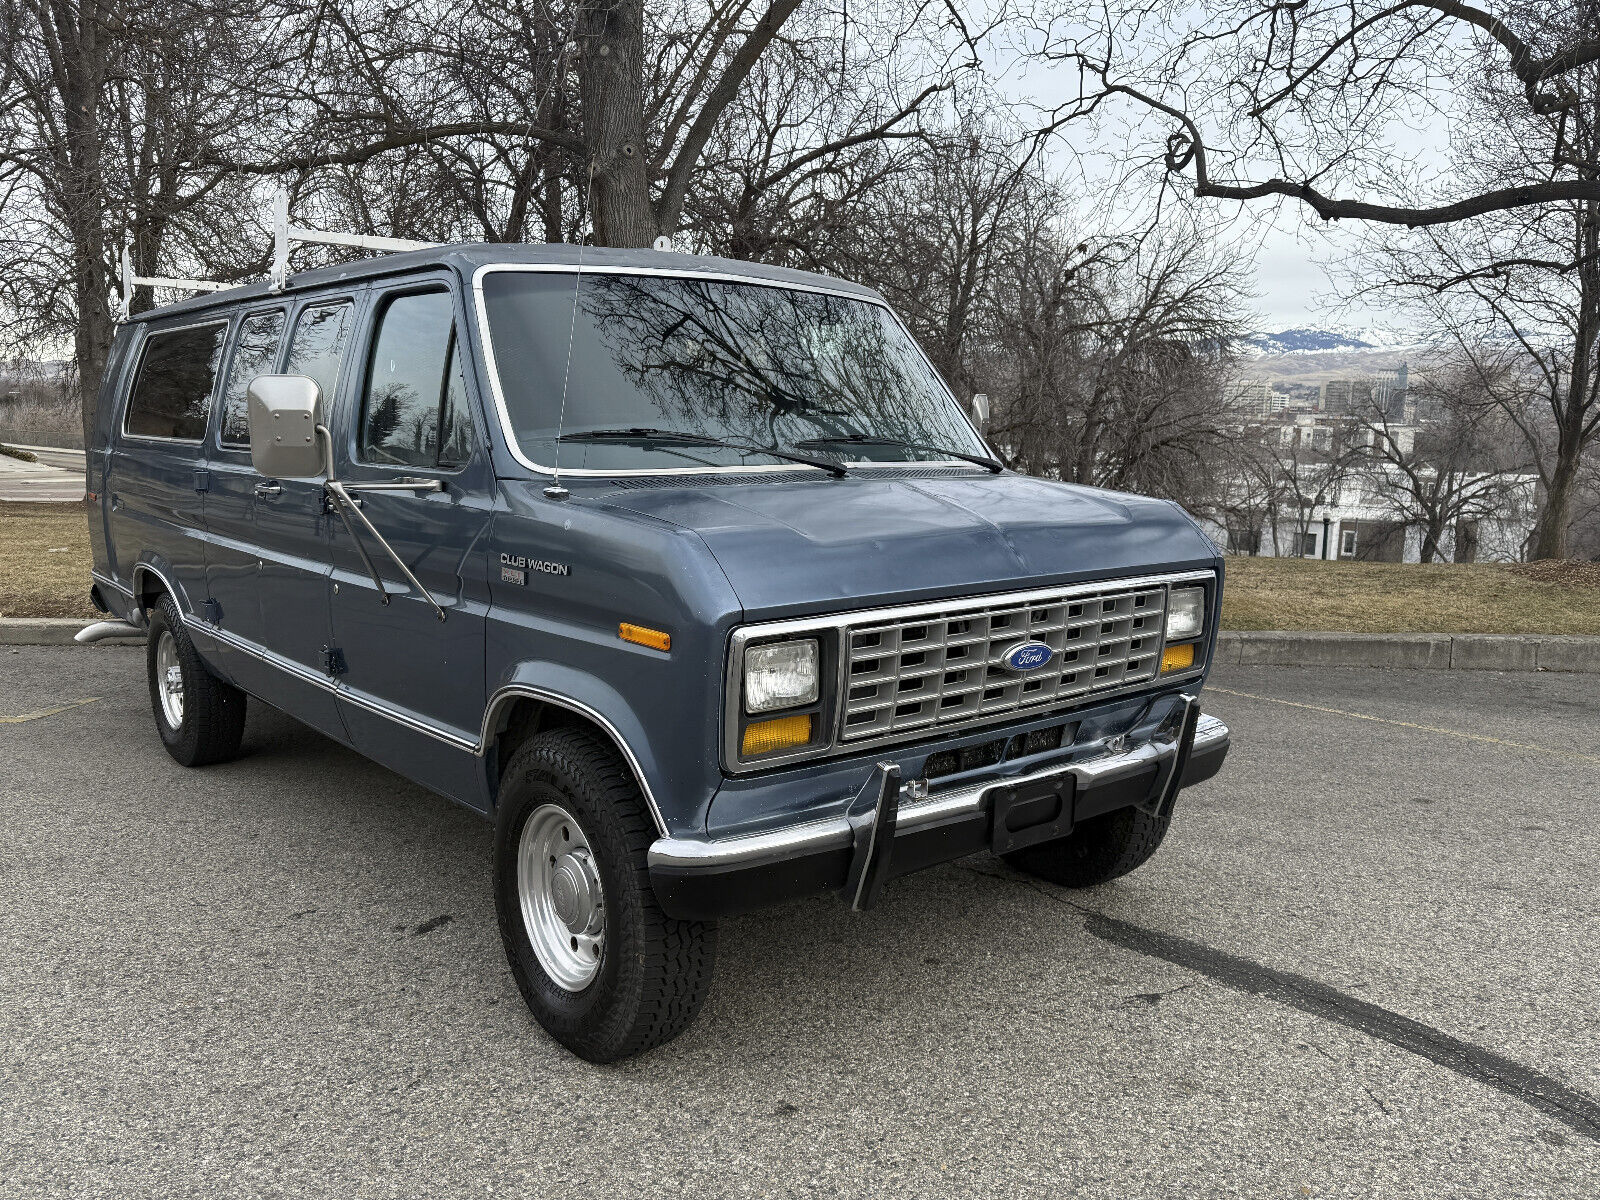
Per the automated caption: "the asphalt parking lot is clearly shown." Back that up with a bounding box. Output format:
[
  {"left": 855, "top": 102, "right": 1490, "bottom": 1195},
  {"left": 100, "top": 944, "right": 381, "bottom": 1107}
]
[{"left": 2, "top": 647, "right": 1596, "bottom": 1198}]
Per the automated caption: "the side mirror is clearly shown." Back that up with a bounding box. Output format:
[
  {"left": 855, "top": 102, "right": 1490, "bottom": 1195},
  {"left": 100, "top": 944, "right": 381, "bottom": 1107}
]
[
  {"left": 248, "top": 375, "right": 325, "bottom": 479},
  {"left": 971, "top": 393, "right": 990, "bottom": 428}
]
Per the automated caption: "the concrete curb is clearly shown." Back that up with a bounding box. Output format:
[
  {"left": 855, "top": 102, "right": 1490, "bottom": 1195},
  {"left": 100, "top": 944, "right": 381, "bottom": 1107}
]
[
  {"left": 0, "top": 618, "right": 143, "bottom": 646},
  {"left": 2, "top": 618, "right": 1597, "bottom": 671},
  {"left": 1214, "top": 631, "right": 1600, "bottom": 672}
]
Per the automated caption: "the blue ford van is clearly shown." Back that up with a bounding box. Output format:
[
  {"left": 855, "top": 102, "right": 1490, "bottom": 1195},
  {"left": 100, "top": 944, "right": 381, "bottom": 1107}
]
[{"left": 84, "top": 245, "right": 1229, "bottom": 1060}]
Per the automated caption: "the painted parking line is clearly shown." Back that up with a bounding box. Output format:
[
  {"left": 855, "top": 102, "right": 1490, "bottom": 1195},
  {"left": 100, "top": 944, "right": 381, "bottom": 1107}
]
[
  {"left": 0, "top": 697, "right": 99, "bottom": 724},
  {"left": 1209, "top": 686, "right": 1600, "bottom": 766}
]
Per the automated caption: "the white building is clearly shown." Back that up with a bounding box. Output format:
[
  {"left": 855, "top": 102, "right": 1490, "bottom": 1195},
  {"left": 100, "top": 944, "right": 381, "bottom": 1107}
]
[{"left": 1204, "top": 468, "right": 1538, "bottom": 563}]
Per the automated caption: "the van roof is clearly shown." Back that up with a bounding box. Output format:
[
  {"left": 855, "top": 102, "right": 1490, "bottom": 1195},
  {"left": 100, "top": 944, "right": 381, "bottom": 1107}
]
[{"left": 123, "top": 243, "right": 884, "bottom": 323}]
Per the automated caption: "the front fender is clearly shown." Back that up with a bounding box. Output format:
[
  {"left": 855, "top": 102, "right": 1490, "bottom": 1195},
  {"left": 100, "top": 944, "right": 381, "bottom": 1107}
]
[{"left": 483, "top": 650, "right": 727, "bottom": 840}]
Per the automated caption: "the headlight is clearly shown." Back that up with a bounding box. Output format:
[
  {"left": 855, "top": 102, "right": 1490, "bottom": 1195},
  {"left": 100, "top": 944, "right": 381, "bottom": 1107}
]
[
  {"left": 744, "top": 639, "right": 819, "bottom": 713},
  {"left": 1165, "top": 587, "right": 1205, "bottom": 641}
]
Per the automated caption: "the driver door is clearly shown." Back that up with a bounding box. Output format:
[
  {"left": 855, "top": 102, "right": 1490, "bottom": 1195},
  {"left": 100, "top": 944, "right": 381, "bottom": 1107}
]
[{"left": 327, "top": 281, "right": 493, "bottom": 803}]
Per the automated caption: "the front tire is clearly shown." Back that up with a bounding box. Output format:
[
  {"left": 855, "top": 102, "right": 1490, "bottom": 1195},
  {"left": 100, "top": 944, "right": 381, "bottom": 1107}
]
[
  {"left": 145, "top": 594, "right": 247, "bottom": 767},
  {"left": 1002, "top": 804, "right": 1172, "bottom": 888},
  {"left": 493, "top": 728, "right": 716, "bottom": 1062}
]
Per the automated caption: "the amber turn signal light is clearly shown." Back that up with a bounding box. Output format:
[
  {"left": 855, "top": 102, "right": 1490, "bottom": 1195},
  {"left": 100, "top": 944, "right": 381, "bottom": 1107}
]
[
  {"left": 619, "top": 622, "right": 671, "bottom": 652},
  {"left": 1160, "top": 642, "right": 1196, "bottom": 674},
  {"left": 740, "top": 713, "right": 813, "bottom": 757}
]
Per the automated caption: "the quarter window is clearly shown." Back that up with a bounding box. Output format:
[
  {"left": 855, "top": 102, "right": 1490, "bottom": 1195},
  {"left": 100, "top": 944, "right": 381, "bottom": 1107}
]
[
  {"left": 285, "top": 301, "right": 354, "bottom": 407},
  {"left": 218, "top": 310, "right": 286, "bottom": 446},
  {"left": 123, "top": 323, "right": 227, "bottom": 441},
  {"left": 359, "top": 290, "right": 474, "bottom": 469}
]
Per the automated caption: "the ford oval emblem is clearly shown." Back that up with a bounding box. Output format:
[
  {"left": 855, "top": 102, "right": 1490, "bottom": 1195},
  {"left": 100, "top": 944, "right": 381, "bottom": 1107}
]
[{"left": 1002, "top": 641, "right": 1054, "bottom": 672}]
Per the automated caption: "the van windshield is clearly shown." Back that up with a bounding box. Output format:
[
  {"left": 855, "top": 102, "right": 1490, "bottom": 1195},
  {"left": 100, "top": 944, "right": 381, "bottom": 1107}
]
[{"left": 479, "top": 271, "right": 987, "bottom": 473}]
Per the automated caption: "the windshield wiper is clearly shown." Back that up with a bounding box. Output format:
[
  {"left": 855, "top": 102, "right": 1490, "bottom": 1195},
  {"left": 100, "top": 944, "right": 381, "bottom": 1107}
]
[
  {"left": 793, "top": 433, "right": 1003, "bottom": 474},
  {"left": 558, "top": 427, "right": 848, "bottom": 478}
]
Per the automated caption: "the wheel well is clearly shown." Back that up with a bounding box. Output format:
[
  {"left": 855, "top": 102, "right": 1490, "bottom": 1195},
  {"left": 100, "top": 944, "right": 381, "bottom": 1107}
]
[
  {"left": 489, "top": 696, "right": 591, "bottom": 772},
  {"left": 486, "top": 696, "right": 649, "bottom": 817},
  {"left": 133, "top": 566, "right": 169, "bottom": 614}
]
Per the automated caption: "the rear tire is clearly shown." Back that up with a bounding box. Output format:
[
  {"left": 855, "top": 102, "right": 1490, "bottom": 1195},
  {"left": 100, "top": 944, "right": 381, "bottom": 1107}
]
[
  {"left": 493, "top": 727, "right": 716, "bottom": 1062},
  {"left": 1002, "top": 804, "right": 1171, "bottom": 888},
  {"left": 145, "top": 593, "right": 247, "bottom": 767}
]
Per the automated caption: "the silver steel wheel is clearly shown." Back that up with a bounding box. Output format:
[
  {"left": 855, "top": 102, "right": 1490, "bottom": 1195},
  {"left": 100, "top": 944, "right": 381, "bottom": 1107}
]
[
  {"left": 155, "top": 630, "right": 185, "bottom": 728},
  {"left": 517, "top": 802, "right": 605, "bottom": 992}
]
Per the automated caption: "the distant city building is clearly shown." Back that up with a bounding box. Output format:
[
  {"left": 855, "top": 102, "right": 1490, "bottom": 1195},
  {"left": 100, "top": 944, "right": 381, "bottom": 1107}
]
[
  {"left": 1230, "top": 379, "right": 1286, "bottom": 418},
  {"left": 1320, "top": 377, "right": 1376, "bottom": 415},
  {"left": 1371, "top": 362, "right": 1411, "bottom": 421}
]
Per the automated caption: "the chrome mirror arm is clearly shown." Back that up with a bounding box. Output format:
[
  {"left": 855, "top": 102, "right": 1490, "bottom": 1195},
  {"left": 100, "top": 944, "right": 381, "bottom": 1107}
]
[{"left": 314, "top": 425, "right": 447, "bottom": 622}]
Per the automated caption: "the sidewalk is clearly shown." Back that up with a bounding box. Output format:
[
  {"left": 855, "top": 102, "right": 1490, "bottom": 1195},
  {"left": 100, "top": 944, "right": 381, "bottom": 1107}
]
[{"left": 0, "top": 446, "right": 85, "bottom": 502}]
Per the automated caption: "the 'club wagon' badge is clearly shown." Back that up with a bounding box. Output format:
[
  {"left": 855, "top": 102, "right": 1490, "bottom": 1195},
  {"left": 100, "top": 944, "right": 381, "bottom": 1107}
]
[{"left": 1002, "top": 641, "right": 1054, "bottom": 671}]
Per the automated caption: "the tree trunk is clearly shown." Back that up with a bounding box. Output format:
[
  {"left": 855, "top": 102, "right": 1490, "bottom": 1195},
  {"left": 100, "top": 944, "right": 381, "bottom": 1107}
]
[
  {"left": 1530, "top": 454, "right": 1580, "bottom": 559},
  {"left": 60, "top": 10, "right": 110, "bottom": 450},
  {"left": 1419, "top": 523, "right": 1442, "bottom": 564},
  {"left": 578, "top": 0, "right": 656, "bottom": 247},
  {"left": 1531, "top": 199, "right": 1600, "bottom": 560}
]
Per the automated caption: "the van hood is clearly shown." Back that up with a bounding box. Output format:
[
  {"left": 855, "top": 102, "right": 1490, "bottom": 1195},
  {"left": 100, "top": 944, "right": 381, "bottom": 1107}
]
[{"left": 591, "top": 472, "right": 1218, "bottom": 619}]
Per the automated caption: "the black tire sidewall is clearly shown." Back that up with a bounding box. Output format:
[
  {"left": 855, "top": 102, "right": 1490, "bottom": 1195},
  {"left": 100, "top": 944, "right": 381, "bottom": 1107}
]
[
  {"left": 146, "top": 597, "right": 201, "bottom": 763},
  {"left": 492, "top": 737, "right": 653, "bottom": 1056}
]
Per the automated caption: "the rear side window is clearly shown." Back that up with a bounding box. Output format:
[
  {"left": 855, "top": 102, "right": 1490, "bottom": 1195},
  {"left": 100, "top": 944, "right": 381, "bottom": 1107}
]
[
  {"left": 359, "top": 290, "right": 475, "bottom": 468},
  {"left": 123, "top": 322, "right": 227, "bottom": 441},
  {"left": 218, "top": 310, "right": 286, "bottom": 446},
  {"left": 285, "top": 301, "right": 354, "bottom": 407}
]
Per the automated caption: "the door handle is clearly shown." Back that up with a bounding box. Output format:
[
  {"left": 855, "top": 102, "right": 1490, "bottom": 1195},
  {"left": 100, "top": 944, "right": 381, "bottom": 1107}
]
[{"left": 254, "top": 482, "right": 282, "bottom": 500}]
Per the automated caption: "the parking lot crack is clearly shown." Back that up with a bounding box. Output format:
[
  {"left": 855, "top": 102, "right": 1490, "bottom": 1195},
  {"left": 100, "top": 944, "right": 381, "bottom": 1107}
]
[
  {"left": 1084, "top": 906, "right": 1600, "bottom": 1141},
  {"left": 956, "top": 861, "right": 1600, "bottom": 1140}
]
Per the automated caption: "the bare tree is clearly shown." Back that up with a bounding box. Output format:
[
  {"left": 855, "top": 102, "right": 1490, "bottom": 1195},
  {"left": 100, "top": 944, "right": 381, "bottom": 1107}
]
[
  {"left": 222, "top": 0, "right": 961, "bottom": 249},
  {"left": 1351, "top": 358, "right": 1532, "bottom": 562},
  {"left": 988, "top": 225, "right": 1251, "bottom": 496},
  {"left": 0, "top": 0, "right": 296, "bottom": 436},
  {"left": 1342, "top": 49, "right": 1600, "bottom": 557},
  {"left": 1036, "top": 0, "right": 1600, "bottom": 228}
]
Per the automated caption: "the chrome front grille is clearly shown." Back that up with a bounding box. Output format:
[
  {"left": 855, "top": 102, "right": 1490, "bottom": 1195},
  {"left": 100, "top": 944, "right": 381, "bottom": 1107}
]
[{"left": 840, "top": 583, "right": 1168, "bottom": 741}]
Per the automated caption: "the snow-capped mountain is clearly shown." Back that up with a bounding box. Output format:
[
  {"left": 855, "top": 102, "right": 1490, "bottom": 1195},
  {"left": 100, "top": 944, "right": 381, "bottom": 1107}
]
[{"left": 1244, "top": 326, "right": 1423, "bottom": 356}]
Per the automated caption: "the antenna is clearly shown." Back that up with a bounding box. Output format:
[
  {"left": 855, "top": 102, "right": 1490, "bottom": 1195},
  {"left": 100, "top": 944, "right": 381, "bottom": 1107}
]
[{"left": 545, "top": 161, "right": 596, "bottom": 502}]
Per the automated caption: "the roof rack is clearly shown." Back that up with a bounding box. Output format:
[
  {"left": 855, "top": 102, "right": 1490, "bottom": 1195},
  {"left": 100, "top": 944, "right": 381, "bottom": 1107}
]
[
  {"left": 269, "top": 187, "right": 437, "bottom": 292},
  {"left": 115, "top": 245, "right": 230, "bottom": 322},
  {"left": 113, "top": 186, "right": 438, "bottom": 320}
]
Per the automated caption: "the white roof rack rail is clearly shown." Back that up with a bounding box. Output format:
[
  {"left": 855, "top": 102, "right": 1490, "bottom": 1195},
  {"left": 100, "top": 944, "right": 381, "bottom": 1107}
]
[
  {"left": 115, "top": 245, "right": 230, "bottom": 322},
  {"left": 112, "top": 187, "right": 440, "bottom": 320},
  {"left": 270, "top": 186, "right": 437, "bottom": 292}
]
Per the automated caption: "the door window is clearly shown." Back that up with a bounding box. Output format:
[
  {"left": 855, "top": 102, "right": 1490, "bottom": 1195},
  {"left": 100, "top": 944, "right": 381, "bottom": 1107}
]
[
  {"left": 359, "top": 290, "right": 475, "bottom": 469},
  {"left": 123, "top": 322, "right": 227, "bottom": 442},
  {"left": 285, "top": 301, "right": 354, "bottom": 409},
  {"left": 218, "top": 310, "right": 286, "bottom": 446}
]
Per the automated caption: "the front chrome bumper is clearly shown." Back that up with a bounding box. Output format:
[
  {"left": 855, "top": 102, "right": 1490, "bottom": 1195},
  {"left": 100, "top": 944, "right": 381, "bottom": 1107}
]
[{"left": 648, "top": 705, "right": 1230, "bottom": 918}]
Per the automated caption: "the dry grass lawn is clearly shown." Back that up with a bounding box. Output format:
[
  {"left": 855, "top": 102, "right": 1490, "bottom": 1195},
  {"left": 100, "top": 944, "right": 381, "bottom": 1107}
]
[
  {"left": 3, "top": 500, "right": 1599, "bottom": 634},
  {"left": 1221, "top": 555, "right": 1600, "bottom": 635},
  {"left": 1, "top": 502, "right": 96, "bottom": 619}
]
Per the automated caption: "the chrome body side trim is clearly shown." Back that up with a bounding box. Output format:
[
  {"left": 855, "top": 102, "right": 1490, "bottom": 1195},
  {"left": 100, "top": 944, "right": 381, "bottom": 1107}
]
[
  {"left": 648, "top": 713, "right": 1228, "bottom": 871},
  {"left": 181, "top": 616, "right": 670, "bottom": 836},
  {"left": 723, "top": 569, "right": 1215, "bottom": 772},
  {"left": 93, "top": 570, "right": 135, "bottom": 599}
]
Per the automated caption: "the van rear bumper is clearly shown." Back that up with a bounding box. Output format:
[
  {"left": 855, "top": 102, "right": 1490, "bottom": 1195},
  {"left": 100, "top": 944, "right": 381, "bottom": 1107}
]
[{"left": 648, "top": 708, "right": 1228, "bottom": 920}]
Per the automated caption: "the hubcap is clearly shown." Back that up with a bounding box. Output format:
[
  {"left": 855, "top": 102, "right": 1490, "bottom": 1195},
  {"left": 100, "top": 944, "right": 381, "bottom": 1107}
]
[
  {"left": 155, "top": 631, "right": 185, "bottom": 727},
  {"left": 517, "top": 803, "right": 605, "bottom": 991}
]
